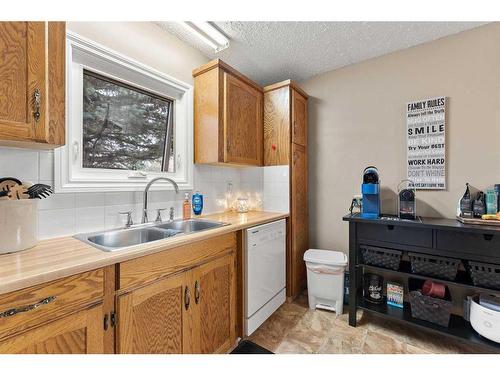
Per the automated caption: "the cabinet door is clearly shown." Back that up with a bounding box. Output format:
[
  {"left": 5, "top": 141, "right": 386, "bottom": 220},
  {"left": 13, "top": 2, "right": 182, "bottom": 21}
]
[
  {"left": 0, "top": 305, "right": 104, "bottom": 354},
  {"left": 116, "top": 272, "right": 188, "bottom": 354},
  {"left": 263, "top": 86, "right": 290, "bottom": 166},
  {"left": 291, "top": 143, "right": 308, "bottom": 296},
  {"left": 0, "top": 22, "right": 46, "bottom": 143},
  {"left": 190, "top": 252, "right": 237, "bottom": 354},
  {"left": 223, "top": 72, "right": 263, "bottom": 165},
  {"left": 291, "top": 89, "right": 307, "bottom": 146}
]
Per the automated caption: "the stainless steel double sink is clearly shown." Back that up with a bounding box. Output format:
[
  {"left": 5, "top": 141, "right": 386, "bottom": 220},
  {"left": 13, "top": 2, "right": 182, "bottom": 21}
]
[{"left": 75, "top": 219, "right": 228, "bottom": 252}]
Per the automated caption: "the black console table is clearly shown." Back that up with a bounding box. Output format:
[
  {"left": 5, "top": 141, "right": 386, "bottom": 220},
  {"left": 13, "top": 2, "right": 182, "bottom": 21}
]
[{"left": 344, "top": 213, "right": 500, "bottom": 352}]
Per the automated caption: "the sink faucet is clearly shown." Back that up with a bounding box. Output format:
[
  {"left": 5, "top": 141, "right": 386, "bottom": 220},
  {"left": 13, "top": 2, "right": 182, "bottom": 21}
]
[{"left": 142, "top": 177, "right": 179, "bottom": 224}]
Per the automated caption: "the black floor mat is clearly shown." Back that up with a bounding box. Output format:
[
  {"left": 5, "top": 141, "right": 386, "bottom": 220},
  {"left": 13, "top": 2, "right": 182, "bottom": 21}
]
[{"left": 230, "top": 340, "right": 274, "bottom": 354}]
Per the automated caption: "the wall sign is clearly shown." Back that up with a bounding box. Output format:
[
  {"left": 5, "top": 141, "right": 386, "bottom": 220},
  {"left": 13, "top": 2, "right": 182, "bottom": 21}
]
[{"left": 406, "top": 96, "right": 446, "bottom": 189}]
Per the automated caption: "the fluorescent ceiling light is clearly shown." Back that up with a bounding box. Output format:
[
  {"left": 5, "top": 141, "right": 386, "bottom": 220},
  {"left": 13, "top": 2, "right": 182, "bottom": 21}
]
[{"left": 180, "top": 22, "right": 229, "bottom": 53}]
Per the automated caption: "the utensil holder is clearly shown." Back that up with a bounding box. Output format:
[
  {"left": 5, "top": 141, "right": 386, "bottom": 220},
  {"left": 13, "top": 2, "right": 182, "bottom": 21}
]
[{"left": 0, "top": 199, "right": 38, "bottom": 254}]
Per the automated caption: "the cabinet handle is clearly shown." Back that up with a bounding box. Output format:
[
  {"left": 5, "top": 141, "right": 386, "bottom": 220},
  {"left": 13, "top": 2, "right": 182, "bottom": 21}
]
[
  {"left": 387, "top": 225, "right": 395, "bottom": 231},
  {"left": 0, "top": 296, "right": 56, "bottom": 318},
  {"left": 184, "top": 286, "right": 191, "bottom": 310},
  {"left": 483, "top": 234, "right": 494, "bottom": 241},
  {"left": 33, "top": 89, "right": 41, "bottom": 122},
  {"left": 194, "top": 280, "right": 201, "bottom": 304},
  {"left": 103, "top": 313, "right": 109, "bottom": 331},
  {"left": 293, "top": 152, "right": 298, "bottom": 164},
  {"left": 293, "top": 121, "right": 297, "bottom": 136}
]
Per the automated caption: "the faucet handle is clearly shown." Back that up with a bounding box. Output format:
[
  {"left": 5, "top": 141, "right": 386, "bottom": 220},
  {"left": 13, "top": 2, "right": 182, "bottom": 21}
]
[
  {"left": 155, "top": 208, "right": 167, "bottom": 223},
  {"left": 119, "top": 210, "right": 134, "bottom": 228}
]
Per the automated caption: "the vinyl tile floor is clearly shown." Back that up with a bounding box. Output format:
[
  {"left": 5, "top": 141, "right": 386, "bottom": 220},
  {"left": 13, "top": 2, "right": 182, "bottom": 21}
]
[{"left": 249, "top": 291, "right": 495, "bottom": 354}]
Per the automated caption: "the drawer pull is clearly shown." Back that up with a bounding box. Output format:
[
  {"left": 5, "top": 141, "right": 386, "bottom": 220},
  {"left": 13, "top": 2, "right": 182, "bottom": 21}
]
[
  {"left": 0, "top": 296, "right": 56, "bottom": 318},
  {"left": 387, "top": 225, "right": 395, "bottom": 231},
  {"left": 483, "top": 234, "right": 494, "bottom": 241}
]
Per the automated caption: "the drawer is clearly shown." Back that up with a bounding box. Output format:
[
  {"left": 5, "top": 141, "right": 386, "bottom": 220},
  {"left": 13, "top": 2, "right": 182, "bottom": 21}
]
[
  {"left": 436, "top": 230, "right": 500, "bottom": 258},
  {"left": 357, "top": 223, "right": 432, "bottom": 248},
  {"left": 119, "top": 233, "right": 236, "bottom": 290},
  {"left": 0, "top": 269, "right": 104, "bottom": 340}
]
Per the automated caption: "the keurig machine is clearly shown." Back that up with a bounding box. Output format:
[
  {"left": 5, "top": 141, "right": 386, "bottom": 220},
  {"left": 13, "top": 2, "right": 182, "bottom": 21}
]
[{"left": 361, "top": 166, "right": 380, "bottom": 219}]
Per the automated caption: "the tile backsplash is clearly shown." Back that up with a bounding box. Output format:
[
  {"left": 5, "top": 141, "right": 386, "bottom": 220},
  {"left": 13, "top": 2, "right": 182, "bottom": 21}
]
[{"left": 0, "top": 147, "right": 290, "bottom": 239}]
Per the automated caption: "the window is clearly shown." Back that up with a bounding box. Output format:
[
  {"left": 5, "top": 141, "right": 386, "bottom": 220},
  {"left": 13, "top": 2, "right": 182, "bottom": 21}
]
[
  {"left": 55, "top": 32, "right": 194, "bottom": 192},
  {"left": 82, "top": 70, "right": 174, "bottom": 172}
]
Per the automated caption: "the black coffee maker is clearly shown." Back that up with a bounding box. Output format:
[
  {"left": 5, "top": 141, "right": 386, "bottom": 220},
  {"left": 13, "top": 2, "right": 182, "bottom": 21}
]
[{"left": 398, "top": 179, "right": 416, "bottom": 220}]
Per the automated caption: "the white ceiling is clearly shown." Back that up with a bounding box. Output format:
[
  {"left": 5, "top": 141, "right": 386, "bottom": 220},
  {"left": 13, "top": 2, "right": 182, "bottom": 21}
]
[{"left": 156, "top": 22, "right": 487, "bottom": 86}]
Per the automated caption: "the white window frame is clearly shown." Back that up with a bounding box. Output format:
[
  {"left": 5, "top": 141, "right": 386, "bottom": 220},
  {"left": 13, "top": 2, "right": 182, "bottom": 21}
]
[{"left": 55, "top": 32, "right": 194, "bottom": 193}]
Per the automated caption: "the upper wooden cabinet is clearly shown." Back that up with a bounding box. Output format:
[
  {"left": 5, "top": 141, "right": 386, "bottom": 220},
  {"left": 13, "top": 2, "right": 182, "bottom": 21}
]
[
  {"left": 292, "top": 88, "right": 307, "bottom": 147},
  {"left": 193, "top": 59, "right": 263, "bottom": 166},
  {"left": 263, "top": 80, "right": 308, "bottom": 166},
  {"left": 0, "top": 22, "right": 65, "bottom": 149}
]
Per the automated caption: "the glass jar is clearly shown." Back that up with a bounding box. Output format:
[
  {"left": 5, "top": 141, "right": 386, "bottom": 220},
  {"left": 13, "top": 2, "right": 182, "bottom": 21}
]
[{"left": 236, "top": 197, "right": 249, "bottom": 213}]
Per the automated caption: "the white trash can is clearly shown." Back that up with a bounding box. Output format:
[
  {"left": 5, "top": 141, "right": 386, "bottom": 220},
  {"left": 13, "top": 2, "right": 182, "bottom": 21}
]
[{"left": 304, "top": 249, "right": 348, "bottom": 315}]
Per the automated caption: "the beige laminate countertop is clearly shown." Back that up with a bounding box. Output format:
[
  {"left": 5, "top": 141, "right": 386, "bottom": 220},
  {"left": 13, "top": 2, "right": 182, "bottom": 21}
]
[{"left": 0, "top": 211, "right": 288, "bottom": 295}]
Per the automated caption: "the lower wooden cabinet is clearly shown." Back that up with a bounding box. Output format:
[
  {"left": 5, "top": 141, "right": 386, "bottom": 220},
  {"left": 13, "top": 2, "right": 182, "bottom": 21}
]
[
  {"left": 0, "top": 234, "right": 239, "bottom": 354},
  {"left": 117, "top": 272, "right": 188, "bottom": 354},
  {"left": 116, "top": 251, "right": 237, "bottom": 354},
  {"left": 0, "top": 305, "right": 104, "bottom": 354},
  {"left": 191, "top": 252, "right": 236, "bottom": 354}
]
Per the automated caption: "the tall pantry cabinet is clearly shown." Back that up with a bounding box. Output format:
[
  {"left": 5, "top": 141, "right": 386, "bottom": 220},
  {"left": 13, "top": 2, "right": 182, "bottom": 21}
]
[{"left": 264, "top": 80, "right": 309, "bottom": 299}]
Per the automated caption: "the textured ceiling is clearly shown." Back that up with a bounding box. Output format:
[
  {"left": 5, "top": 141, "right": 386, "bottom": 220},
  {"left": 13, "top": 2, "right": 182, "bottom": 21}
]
[{"left": 156, "top": 22, "right": 487, "bottom": 86}]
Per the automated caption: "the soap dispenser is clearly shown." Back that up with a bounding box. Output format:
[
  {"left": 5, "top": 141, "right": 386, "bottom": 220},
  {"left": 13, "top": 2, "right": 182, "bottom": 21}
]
[{"left": 183, "top": 193, "right": 191, "bottom": 220}]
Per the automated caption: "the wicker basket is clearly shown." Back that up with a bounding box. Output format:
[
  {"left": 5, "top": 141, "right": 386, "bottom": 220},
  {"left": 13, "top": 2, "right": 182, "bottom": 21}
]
[
  {"left": 408, "top": 252, "right": 460, "bottom": 280},
  {"left": 360, "top": 246, "right": 402, "bottom": 270},
  {"left": 468, "top": 261, "right": 500, "bottom": 290},
  {"left": 408, "top": 279, "right": 452, "bottom": 327}
]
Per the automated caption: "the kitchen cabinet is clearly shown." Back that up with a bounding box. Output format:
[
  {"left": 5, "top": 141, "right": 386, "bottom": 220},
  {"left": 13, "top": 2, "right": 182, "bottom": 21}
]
[
  {"left": 292, "top": 88, "right": 307, "bottom": 147},
  {"left": 193, "top": 59, "right": 263, "bottom": 166},
  {"left": 0, "top": 232, "right": 240, "bottom": 354},
  {"left": 190, "top": 252, "right": 236, "bottom": 353},
  {"left": 116, "top": 233, "right": 237, "bottom": 354},
  {"left": 117, "top": 251, "right": 236, "bottom": 354},
  {"left": 0, "top": 305, "right": 104, "bottom": 354},
  {"left": 291, "top": 143, "right": 309, "bottom": 295},
  {"left": 264, "top": 80, "right": 309, "bottom": 298},
  {"left": 0, "top": 268, "right": 110, "bottom": 354},
  {"left": 117, "top": 272, "right": 188, "bottom": 354},
  {"left": 0, "top": 21, "right": 65, "bottom": 149}
]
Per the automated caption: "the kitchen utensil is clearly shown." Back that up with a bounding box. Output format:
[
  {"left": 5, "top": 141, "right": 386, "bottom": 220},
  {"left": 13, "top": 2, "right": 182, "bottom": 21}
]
[
  {"left": 26, "top": 183, "right": 53, "bottom": 199},
  {"left": 363, "top": 273, "right": 384, "bottom": 304},
  {"left": 0, "top": 177, "right": 22, "bottom": 193},
  {"left": 7, "top": 184, "right": 29, "bottom": 200},
  {"left": 422, "top": 279, "right": 446, "bottom": 298}
]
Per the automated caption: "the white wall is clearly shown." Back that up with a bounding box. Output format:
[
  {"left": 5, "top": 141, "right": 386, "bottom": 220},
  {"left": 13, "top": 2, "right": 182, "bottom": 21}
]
[{"left": 0, "top": 147, "right": 263, "bottom": 239}]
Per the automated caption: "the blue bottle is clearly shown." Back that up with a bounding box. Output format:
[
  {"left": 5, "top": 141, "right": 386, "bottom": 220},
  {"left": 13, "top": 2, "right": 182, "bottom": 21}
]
[{"left": 192, "top": 192, "right": 203, "bottom": 216}]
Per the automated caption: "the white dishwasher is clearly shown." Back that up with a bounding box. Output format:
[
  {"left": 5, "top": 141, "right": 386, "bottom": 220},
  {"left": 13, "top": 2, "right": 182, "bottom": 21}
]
[{"left": 245, "top": 219, "right": 286, "bottom": 336}]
